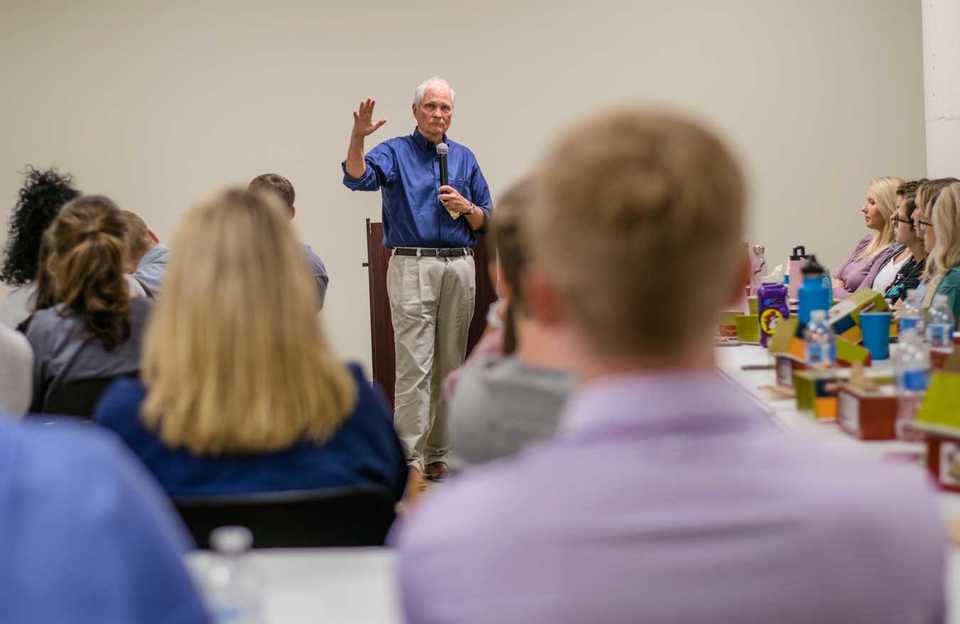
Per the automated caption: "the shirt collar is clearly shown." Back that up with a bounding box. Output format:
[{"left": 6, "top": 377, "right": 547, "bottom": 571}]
[
  {"left": 411, "top": 127, "right": 448, "bottom": 152},
  {"left": 139, "top": 244, "right": 168, "bottom": 265},
  {"left": 559, "top": 369, "right": 769, "bottom": 439}
]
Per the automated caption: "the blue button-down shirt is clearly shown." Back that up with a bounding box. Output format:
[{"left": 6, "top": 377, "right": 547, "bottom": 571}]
[{"left": 342, "top": 129, "right": 492, "bottom": 248}]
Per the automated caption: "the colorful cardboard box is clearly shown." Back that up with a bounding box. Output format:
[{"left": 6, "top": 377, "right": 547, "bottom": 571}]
[
  {"left": 836, "top": 384, "right": 898, "bottom": 440},
  {"left": 827, "top": 288, "right": 889, "bottom": 344},
  {"left": 913, "top": 351, "right": 960, "bottom": 491},
  {"left": 793, "top": 370, "right": 845, "bottom": 420},
  {"left": 795, "top": 368, "right": 894, "bottom": 422}
]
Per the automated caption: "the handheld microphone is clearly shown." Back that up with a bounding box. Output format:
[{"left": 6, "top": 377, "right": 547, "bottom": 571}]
[
  {"left": 436, "top": 142, "right": 449, "bottom": 186},
  {"left": 436, "top": 143, "right": 457, "bottom": 219}
]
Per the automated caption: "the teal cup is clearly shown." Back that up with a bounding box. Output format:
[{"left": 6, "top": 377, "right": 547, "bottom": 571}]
[{"left": 860, "top": 311, "right": 892, "bottom": 361}]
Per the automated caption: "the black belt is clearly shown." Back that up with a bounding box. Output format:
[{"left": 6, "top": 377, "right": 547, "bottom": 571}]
[{"left": 392, "top": 247, "right": 473, "bottom": 258}]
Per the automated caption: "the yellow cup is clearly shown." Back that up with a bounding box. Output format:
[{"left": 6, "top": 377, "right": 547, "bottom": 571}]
[
  {"left": 747, "top": 296, "right": 759, "bottom": 315},
  {"left": 736, "top": 314, "right": 760, "bottom": 343}
]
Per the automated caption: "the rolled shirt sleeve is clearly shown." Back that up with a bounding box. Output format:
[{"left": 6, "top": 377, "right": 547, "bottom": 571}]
[{"left": 342, "top": 143, "right": 398, "bottom": 192}]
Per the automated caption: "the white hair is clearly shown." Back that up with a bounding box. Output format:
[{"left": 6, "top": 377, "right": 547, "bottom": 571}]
[{"left": 413, "top": 77, "right": 455, "bottom": 108}]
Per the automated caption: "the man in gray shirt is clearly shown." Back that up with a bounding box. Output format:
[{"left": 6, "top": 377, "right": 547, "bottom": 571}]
[
  {"left": 121, "top": 210, "right": 168, "bottom": 299},
  {"left": 249, "top": 174, "right": 330, "bottom": 308},
  {"left": 449, "top": 354, "right": 573, "bottom": 468},
  {"left": 447, "top": 178, "right": 577, "bottom": 468}
]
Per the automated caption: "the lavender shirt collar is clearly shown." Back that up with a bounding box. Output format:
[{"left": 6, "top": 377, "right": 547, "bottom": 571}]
[{"left": 560, "top": 369, "right": 768, "bottom": 439}]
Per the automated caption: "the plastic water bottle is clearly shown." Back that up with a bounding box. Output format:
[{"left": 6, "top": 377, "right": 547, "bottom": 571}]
[
  {"left": 201, "top": 527, "right": 264, "bottom": 623},
  {"left": 895, "top": 328, "right": 929, "bottom": 440},
  {"left": 926, "top": 293, "right": 955, "bottom": 350},
  {"left": 804, "top": 309, "right": 835, "bottom": 368},
  {"left": 899, "top": 289, "right": 924, "bottom": 335}
]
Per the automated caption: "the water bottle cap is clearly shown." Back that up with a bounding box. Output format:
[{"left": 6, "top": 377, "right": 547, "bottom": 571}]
[
  {"left": 210, "top": 526, "right": 253, "bottom": 554},
  {"left": 791, "top": 246, "right": 807, "bottom": 260},
  {"left": 810, "top": 309, "right": 826, "bottom": 321},
  {"left": 801, "top": 255, "right": 825, "bottom": 276}
]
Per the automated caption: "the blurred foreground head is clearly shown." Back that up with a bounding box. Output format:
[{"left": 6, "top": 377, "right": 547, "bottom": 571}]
[{"left": 528, "top": 109, "right": 746, "bottom": 365}]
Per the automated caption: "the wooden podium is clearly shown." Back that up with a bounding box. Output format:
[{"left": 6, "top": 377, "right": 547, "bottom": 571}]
[{"left": 364, "top": 219, "right": 497, "bottom": 406}]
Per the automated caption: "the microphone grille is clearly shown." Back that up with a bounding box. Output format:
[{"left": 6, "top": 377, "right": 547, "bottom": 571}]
[{"left": 436, "top": 142, "right": 449, "bottom": 155}]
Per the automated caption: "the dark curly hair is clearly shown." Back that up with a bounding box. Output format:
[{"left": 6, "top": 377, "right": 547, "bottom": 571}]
[{"left": 1, "top": 167, "right": 80, "bottom": 287}]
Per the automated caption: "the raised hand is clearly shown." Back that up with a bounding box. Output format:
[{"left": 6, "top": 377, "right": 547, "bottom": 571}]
[{"left": 352, "top": 98, "right": 387, "bottom": 138}]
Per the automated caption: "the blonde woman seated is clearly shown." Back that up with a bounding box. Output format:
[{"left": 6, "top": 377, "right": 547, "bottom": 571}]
[
  {"left": 833, "top": 176, "right": 902, "bottom": 297},
  {"left": 95, "top": 189, "right": 407, "bottom": 500},
  {"left": 25, "top": 196, "right": 150, "bottom": 413},
  {"left": 919, "top": 181, "right": 960, "bottom": 319}
]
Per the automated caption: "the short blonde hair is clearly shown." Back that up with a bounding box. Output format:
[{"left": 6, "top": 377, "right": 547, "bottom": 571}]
[
  {"left": 119, "top": 210, "right": 151, "bottom": 268},
  {"left": 529, "top": 109, "right": 745, "bottom": 358},
  {"left": 927, "top": 182, "right": 960, "bottom": 280},
  {"left": 855, "top": 176, "right": 903, "bottom": 261},
  {"left": 141, "top": 188, "right": 356, "bottom": 455}
]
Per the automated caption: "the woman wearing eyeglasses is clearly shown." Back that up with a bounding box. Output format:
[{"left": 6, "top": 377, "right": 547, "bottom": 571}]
[
  {"left": 918, "top": 180, "right": 960, "bottom": 317},
  {"left": 833, "top": 177, "right": 903, "bottom": 298},
  {"left": 876, "top": 180, "right": 928, "bottom": 303}
]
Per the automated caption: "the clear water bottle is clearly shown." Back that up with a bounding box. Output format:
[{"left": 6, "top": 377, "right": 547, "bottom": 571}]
[
  {"left": 899, "top": 288, "right": 924, "bottom": 335},
  {"left": 926, "top": 293, "right": 955, "bottom": 349},
  {"left": 895, "top": 327, "right": 929, "bottom": 441},
  {"left": 804, "top": 309, "right": 835, "bottom": 368},
  {"left": 201, "top": 527, "right": 264, "bottom": 624}
]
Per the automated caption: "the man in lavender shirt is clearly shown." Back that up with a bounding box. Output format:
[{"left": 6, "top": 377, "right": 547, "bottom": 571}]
[{"left": 392, "top": 110, "right": 945, "bottom": 623}]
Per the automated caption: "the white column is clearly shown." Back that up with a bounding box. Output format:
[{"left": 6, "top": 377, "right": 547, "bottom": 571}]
[{"left": 922, "top": 0, "right": 960, "bottom": 177}]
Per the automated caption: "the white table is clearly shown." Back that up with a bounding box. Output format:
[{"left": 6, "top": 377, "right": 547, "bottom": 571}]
[
  {"left": 716, "top": 344, "right": 960, "bottom": 621},
  {"left": 187, "top": 548, "right": 401, "bottom": 624}
]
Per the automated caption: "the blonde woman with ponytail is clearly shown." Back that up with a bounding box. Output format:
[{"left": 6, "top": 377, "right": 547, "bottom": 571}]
[
  {"left": 24, "top": 195, "right": 150, "bottom": 413},
  {"left": 95, "top": 188, "right": 407, "bottom": 501},
  {"left": 833, "top": 176, "right": 903, "bottom": 297},
  {"left": 920, "top": 181, "right": 960, "bottom": 319}
]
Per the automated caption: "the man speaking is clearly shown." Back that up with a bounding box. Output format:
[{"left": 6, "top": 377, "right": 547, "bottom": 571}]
[{"left": 342, "top": 77, "right": 492, "bottom": 482}]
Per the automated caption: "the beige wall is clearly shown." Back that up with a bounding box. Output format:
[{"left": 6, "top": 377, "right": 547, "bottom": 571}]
[
  {"left": 0, "top": 1, "right": 925, "bottom": 367},
  {"left": 923, "top": 0, "right": 960, "bottom": 177}
]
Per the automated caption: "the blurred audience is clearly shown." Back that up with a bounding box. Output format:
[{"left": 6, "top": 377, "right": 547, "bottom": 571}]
[
  {"left": 833, "top": 176, "right": 902, "bottom": 296},
  {"left": 0, "top": 168, "right": 80, "bottom": 328},
  {"left": 882, "top": 179, "right": 928, "bottom": 303},
  {"left": 0, "top": 418, "right": 208, "bottom": 622},
  {"left": 25, "top": 196, "right": 149, "bottom": 414},
  {"left": 121, "top": 210, "right": 168, "bottom": 298},
  {"left": 447, "top": 178, "right": 575, "bottom": 469},
  {"left": 95, "top": 189, "right": 406, "bottom": 502},
  {"left": 393, "top": 110, "right": 944, "bottom": 623},
  {"left": 0, "top": 323, "right": 32, "bottom": 415},
  {"left": 249, "top": 173, "right": 330, "bottom": 308}
]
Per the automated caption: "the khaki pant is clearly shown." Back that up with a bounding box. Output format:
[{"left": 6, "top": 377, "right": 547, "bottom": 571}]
[{"left": 387, "top": 252, "right": 476, "bottom": 471}]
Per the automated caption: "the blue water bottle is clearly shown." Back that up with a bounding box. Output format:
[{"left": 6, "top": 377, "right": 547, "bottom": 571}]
[{"left": 798, "top": 255, "right": 831, "bottom": 326}]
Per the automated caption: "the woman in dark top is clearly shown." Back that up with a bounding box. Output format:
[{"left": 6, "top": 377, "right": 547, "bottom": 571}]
[
  {"left": 884, "top": 180, "right": 928, "bottom": 304},
  {"left": 95, "top": 188, "right": 407, "bottom": 501},
  {"left": 25, "top": 195, "right": 149, "bottom": 413}
]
